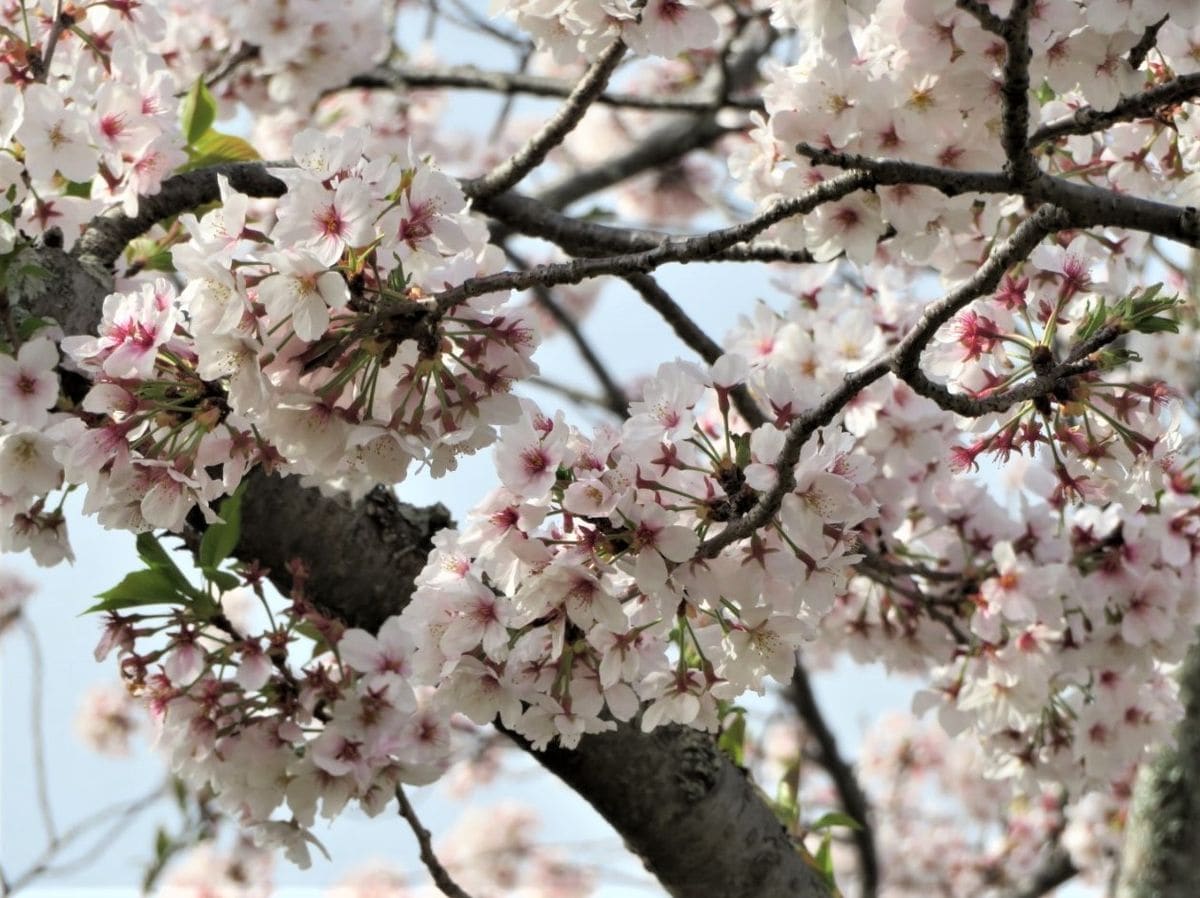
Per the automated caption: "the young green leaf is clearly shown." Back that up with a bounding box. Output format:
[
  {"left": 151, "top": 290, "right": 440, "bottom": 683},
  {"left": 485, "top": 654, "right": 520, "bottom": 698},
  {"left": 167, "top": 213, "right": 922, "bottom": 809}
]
[
  {"left": 179, "top": 131, "right": 261, "bottom": 172},
  {"left": 809, "top": 811, "right": 864, "bottom": 832},
  {"left": 180, "top": 78, "right": 218, "bottom": 147},
  {"left": 84, "top": 568, "right": 190, "bottom": 614},
  {"left": 717, "top": 711, "right": 747, "bottom": 767},
  {"left": 199, "top": 484, "right": 245, "bottom": 570}
]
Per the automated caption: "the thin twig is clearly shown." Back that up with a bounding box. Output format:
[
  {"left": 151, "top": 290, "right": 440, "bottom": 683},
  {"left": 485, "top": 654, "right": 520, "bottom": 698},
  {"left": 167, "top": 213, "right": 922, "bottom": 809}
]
[
  {"left": 20, "top": 617, "right": 57, "bottom": 844},
  {"left": 696, "top": 205, "right": 1068, "bottom": 560},
  {"left": 527, "top": 375, "right": 614, "bottom": 412},
  {"left": 350, "top": 63, "right": 764, "bottom": 112},
  {"left": 1028, "top": 72, "right": 1200, "bottom": 147},
  {"left": 433, "top": 171, "right": 874, "bottom": 314},
  {"left": 466, "top": 38, "right": 628, "bottom": 200},
  {"left": 788, "top": 660, "right": 879, "bottom": 898},
  {"left": 395, "top": 786, "right": 476, "bottom": 898},
  {"left": 622, "top": 271, "right": 767, "bottom": 427},
  {"left": 31, "top": 0, "right": 66, "bottom": 83},
  {"left": 6, "top": 782, "right": 168, "bottom": 895},
  {"left": 505, "top": 245, "right": 628, "bottom": 417},
  {"left": 204, "top": 43, "right": 259, "bottom": 90},
  {"left": 1127, "top": 15, "right": 1168, "bottom": 70}
]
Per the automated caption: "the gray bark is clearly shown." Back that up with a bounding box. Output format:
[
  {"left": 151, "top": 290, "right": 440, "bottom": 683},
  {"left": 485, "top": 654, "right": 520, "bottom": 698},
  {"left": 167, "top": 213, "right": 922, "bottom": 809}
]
[{"left": 1115, "top": 633, "right": 1200, "bottom": 898}]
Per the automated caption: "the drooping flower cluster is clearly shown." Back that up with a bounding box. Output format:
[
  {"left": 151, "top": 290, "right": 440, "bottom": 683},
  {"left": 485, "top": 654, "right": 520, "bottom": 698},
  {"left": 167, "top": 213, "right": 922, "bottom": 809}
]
[
  {"left": 2, "top": 130, "right": 536, "bottom": 544},
  {"left": 395, "top": 359, "right": 876, "bottom": 748},
  {"left": 104, "top": 565, "right": 457, "bottom": 868}
]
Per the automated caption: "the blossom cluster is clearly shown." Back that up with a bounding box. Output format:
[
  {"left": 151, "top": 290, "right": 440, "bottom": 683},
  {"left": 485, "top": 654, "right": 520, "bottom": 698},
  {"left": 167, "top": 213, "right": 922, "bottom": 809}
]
[
  {"left": 102, "top": 574, "right": 457, "bottom": 868},
  {"left": 395, "top": 360, "right": 875, "bottom": 749},
  {"left": 733, "top": 0, "right": 1200, "bottom": 269},
  {"left": 1, "top": 129, "right": 536, "bottom": 551},
  {"left": 718, "top": 271, "right": 1200, "bottom": 798},
  {"left": 4, "top": 0, "right": 1200, "bottom": 884},
  {"left": 497, "top": 0, "right": 721, "bottom": 63},
  {"left": 758, "top": 712, "right": 1130, "bottom": 897}
]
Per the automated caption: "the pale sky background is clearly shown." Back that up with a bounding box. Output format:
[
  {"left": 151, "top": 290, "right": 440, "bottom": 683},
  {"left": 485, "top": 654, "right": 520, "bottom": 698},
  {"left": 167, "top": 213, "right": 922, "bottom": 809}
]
[{"left": 0, "top": 2, "right": 1097, "bottom": 895}]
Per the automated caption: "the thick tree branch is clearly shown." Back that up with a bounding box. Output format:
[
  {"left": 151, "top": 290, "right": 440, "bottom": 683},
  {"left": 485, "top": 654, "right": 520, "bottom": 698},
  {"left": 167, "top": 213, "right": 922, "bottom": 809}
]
[
  {"left": 795, "top": 144, "right": 1200, "bottom": 247},
  {"left": 994, "top": 0, "right": 1039, "bottom": 184},
  {"left": 528, "top": 724, "right": 832, "bottom": 898}
]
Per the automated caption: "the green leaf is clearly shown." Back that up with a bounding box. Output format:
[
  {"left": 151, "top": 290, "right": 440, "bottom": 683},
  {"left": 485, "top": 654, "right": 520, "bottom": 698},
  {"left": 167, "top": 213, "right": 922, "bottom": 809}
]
[
  {"left": 773, "top": 759, "right": 801, "bottom": 827},
  {"left": 179, "top": 131, "right": 261, "bottom": 172},
  {"left": 62, "top": 179, "right": 92, "bottom": 199},
  {"left": 207, "top": 569, "right": 241, "bottom": 593},
  {"left": 180, "top": 78, "right": 217, "bottom": 147},
  {"left": 137, "top": 532, "right": 190, "bottom": 580},
  {"left": 84, "top": 568, "right": 190, "bottom": 614},
  {"left": 199, "top": 484, "right": 245, "bottom": 570},
  {"left": 717, "top": 711, "right": 747, "bottom": 767},
  {"left": 16, "top": 314, "right": 54, "bottom": 341},
  {"left": 1074, "top": 297, "right": 1109, "bottom": 342},
  {"left": 1134, "top": 316, "right": 1181, "bottom": 334},
  {"left": 815, "top": 833, "right": 835, "bottom": 883},
  {"left": 125, "top": 238, "right": 176, "bottom": 273},
  {"left": 810, "top": 811, "right": 864, "bottom": 832}
]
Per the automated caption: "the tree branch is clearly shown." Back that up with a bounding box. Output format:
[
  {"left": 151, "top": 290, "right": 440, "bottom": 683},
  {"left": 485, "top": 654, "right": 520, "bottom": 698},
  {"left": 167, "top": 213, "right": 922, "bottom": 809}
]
[
  {"left": 350, "top": 62, "right": 764, "bottom": 113},
  {"left": 479, "top": 190, "right": 816, "bottom": 264},
  {"left": 465, "top": 38, "right": 628, "bottom": 201},
  {"left": 1028, "top": 72, "right": 1200, "bottom": 147},
  {"left": 30, "top": 219, "right": 834, "bottom": 898},
  {"left": 788, "top": 661, "right": 879, "bottom": 898},
  {"left": 696, "top": 204, "right": 1068, "bottom": 559},
  {"left": 1116, "top": 630, "right": 1200, "bottom": 898},
  {"left": 622, "top": 271, "right": 767, "bottom": 427},
  {"left": 997, "top": 846, "right": 1077, "bottom": 898},
  {"left": 794, "top": 144, "right": 1200, "bottom": 247},
  {"left": 435, "top": 172, "right": 874, "bottom": 314},
  {"left": 504, "top": 245, "right": 628, "bottom": 417},
  {"left": 993, "top": 0, "right": 1039, "bottom": 184},
  {"left": 73, "top": 162, "right": 288, "bottom": 271},
  {"left": 395, "top": 787, "right": 476, "bottom": 898},
  {"left": 533, "top": 18, "right": 775, "bottom": 210}
]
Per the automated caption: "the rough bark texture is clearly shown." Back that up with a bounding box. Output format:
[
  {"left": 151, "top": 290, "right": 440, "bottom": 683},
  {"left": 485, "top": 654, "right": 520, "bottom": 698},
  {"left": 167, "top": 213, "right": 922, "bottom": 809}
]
[
  {"left": 534, "top": 725, "right": 832, "bottom": 898},
  {"left": 23, "top": 236, "right": 833, "bottom": 898},
  {"left": 1116, "top": 632, "right": 1200, "bottom": 898},
  {"left": 237, "top": 471, "right": 451, "bottom": 633}
]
